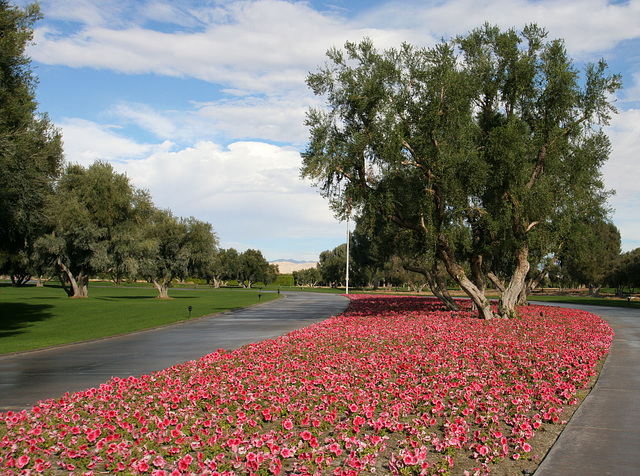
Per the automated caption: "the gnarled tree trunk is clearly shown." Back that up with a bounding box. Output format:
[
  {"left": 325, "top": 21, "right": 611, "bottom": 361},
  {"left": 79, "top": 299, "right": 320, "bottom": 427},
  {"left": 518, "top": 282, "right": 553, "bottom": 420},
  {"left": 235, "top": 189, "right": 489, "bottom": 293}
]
[
  {"left": 153, "top": 278, "right": 171, "bottom": 298},
  {"left": 403, "top": 264, "right": 459, "bottom": 311},
  {"left": 498, "top": 245, "right": 530, "bottom": 318},
  {"left": 438, "top": 239, "right": 494, "bottom": 319},
  {"left": 57, "top": 259, "right": 88, "bottom": 297}
]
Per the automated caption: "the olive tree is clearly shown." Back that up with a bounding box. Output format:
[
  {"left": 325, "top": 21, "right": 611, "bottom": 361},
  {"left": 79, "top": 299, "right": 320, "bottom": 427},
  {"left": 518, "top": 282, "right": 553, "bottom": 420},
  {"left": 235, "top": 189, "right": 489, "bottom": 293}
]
[
  {"left": 35, "top": 161, "right": 137, "bottom": 297},
  {"left": 139, "top": 210, "right": 217, "bottom": 298},
  {"left": 0, "top": 1, "right": 63, "bottom": 284},
  {"left": 302, "top": 24, "right": 620, "bottom": 319}
]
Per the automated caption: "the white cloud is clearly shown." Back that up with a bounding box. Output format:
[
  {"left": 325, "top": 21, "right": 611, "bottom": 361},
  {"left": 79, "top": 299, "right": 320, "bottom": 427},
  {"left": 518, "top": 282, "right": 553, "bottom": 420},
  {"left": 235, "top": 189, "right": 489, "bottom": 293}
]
[
  {"left": 354, "top": 0, "right": 640, "bottom": 59},
  {"left": 22, "top": 0, "right": 640, "bottom": 258},
  {"left": 111, "top": 103, "right": 179, "bottom": 139},
  {"left": 604, "top": 109, "right": 640, "bottom": 202},
  {"left": 619, "top": 71, "right": 640, "bottom": 104},
  {"left": 603, "top": 108, "right": 640, "bottom": 251},
  {"left": 59, "top": 117, "right": 344, "bottom": 259},
  {"left": 192, "top": 92, "right": 319, "bottom": 145},
  {"left": 59, "top": 118, "right": 157, "bottom": 166},
  {"left": 110, "top": 140, "right": 343, "bottom": 251},
  {"left": 30, "top": 0, "right": 350, "bottom": 93},
  {"left": 28, "top": 0, "right": 640, "bottom": 98}
]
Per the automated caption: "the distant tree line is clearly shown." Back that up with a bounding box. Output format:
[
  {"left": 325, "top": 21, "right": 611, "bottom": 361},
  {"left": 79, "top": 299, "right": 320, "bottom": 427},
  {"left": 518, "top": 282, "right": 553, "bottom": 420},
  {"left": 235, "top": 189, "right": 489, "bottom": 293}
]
[
  {"left": 0, "top": 3, "right": 275, "bottom": 298},
  {"left": 1, "top": 159, "right": 276, "bottom": 298},
  {"left": 298, "top": 214, "right": 637, "bottom": 298}
]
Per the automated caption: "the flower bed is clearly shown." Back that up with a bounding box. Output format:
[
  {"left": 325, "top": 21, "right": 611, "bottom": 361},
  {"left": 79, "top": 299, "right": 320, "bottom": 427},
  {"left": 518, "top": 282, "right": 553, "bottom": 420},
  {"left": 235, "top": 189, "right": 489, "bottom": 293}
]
[{"left": 1, "top": 295, "right": 613, "bottom": 475}]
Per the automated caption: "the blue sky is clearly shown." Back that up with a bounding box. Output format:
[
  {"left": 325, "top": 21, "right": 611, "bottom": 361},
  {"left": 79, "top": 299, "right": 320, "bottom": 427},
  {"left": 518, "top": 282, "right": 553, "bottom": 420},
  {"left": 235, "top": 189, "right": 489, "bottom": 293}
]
[{"left": 17, "top": 0, "right": 640, "bottom": 261}]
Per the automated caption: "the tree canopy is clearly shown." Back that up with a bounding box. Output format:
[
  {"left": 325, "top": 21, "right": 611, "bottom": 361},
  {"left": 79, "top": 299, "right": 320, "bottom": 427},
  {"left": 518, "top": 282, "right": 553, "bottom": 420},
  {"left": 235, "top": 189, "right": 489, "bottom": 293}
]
[
  {"left": 35, "top": 162, "right": 142, "bottom": 297},
  {"left": 302, "top": 24, "right": 621, "bottom": 318},
  {"left": 0, "top": 1, "right": 63, "bottom": 283}
]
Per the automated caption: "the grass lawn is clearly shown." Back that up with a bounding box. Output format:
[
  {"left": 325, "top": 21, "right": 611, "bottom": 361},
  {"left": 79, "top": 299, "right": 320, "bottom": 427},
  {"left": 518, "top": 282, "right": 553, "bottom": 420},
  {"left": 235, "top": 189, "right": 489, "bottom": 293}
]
[
  {"left": 0, "top": 283, "right": 280, "bottom": 355},
  {"left": 528, "top": 293, "right": 640, "bottom": 309}
]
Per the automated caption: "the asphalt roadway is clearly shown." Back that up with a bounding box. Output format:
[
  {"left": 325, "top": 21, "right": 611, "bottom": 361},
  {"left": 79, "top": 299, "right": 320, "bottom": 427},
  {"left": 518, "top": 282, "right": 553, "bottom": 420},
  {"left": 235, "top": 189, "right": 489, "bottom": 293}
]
[
  {"left": 1, "top": 294, "right": 639, "bottom": 474},
  {"left": 533, "top": 302, "right": 640, "bottom": 476},
  {"left": 0, "top": 291, "right": 350, "bottom": 413}
]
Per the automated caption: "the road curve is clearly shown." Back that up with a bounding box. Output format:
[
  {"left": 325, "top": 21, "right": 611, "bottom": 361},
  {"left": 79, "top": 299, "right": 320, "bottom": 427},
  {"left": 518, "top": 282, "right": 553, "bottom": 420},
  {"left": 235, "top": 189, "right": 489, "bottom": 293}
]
[
  {"left": 532, "top": 302, "right": 640, "bottom": 475},
  {"left": 0, "top": 292, "right": 350, "bottom": 413}
]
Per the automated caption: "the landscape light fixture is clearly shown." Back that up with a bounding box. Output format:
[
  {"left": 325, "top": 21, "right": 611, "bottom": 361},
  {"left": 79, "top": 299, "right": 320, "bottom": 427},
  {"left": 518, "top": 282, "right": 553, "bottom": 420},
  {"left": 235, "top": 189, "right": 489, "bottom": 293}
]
[{"left": 188, "top": 305, "right": 193, "bottom": 318}]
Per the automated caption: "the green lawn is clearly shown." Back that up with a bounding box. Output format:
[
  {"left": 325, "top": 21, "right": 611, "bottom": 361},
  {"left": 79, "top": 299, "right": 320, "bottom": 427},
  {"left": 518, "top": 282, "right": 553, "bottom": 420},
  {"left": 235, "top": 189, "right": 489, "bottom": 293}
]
[
  {"left": 0, "top": 283, "right": 280, "bottom": 354},
  {"left": 527, "top": 294, "right": 640, "bottom": 309}
]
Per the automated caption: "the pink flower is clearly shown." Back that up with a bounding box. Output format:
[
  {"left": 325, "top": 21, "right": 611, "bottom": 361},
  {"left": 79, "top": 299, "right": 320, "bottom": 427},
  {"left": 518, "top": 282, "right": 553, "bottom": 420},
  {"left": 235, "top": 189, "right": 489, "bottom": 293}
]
[
  {"left": 16, "top": 454, "right": 29, "bottom": 469},
  {"left": 178, "top": 454, "right": 193, "bottom": 471},
  {"left": 153, "top": 455, "right": 166, "bottom": 468},
  {"left": 329, "top": 443, "right": 342, "bottom": 456},
  {"left": 0, "top": 295, "right": 612, "bottom": 476},
  {"left": 403, "top": 454, "right": 417, "bottom": 465}
]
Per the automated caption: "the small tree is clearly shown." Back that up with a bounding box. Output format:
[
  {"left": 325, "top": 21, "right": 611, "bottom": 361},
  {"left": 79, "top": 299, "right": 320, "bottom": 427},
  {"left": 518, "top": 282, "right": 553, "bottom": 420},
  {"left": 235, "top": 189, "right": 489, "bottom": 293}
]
[
  {"left": 560, "top": 219, "right": 621, "bottom": 294},
  {"left": 211, "top": 248, "right": 243, "bottom": 287},
  {"left": 239, "top": 249, "right": 270, "bottom": 288},
  {"left": 138, "top": 210, "right": 189, "bottom": 298},
  {"left": 318, "top": 244, "right": 351, "bottom": 288},
  {"left": 138, "top": 210, "right": 217, "bottom": 298},
  {"left": 608, "top": 248, "right": 640, "bottom": 295},
  {"left": 266, "top": 263, "right": 280, "bottom": 285},
  {"left": 293, "top": 267, "right": 322, "bottom": 287},
  {"left": 105, "top": 189, "right": 155, "bottom": 285},
  {"left": 184, "top": 217, "right": 219, "bottom": 283}
]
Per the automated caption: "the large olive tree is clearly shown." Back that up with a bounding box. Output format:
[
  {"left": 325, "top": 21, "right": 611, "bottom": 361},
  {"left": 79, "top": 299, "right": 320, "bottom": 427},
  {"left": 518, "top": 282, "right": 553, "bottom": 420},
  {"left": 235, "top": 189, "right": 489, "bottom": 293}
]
[{"left": 302, "top": 24, "right": 621, "bottom": 319}]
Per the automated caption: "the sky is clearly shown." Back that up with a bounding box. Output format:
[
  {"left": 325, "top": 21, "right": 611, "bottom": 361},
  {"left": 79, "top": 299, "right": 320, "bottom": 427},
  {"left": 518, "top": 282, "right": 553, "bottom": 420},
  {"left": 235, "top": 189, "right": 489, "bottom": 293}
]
[{"left": 15, "top": 0, "right": 640, "bottom": 262}]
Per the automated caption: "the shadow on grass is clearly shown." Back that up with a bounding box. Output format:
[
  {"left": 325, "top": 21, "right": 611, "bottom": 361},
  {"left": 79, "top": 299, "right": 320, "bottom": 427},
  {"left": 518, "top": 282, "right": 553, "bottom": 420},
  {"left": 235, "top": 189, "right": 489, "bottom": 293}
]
[
  {"left": 93, "top": 295, "right": 158, "bottom": 301},
  {"left": 0, "top": 302, "right": 54, "bottom": 338}
]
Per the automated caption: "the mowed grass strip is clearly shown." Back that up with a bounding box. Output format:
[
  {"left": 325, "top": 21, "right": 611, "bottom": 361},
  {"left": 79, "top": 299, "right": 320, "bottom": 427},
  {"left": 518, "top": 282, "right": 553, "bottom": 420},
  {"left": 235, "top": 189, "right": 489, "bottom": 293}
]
[
  {"left": 528, "top": 294, "right": 640, "bottom": 309},
  {"left": 0, "top": 284, "right": 280, "bottom": 354}
]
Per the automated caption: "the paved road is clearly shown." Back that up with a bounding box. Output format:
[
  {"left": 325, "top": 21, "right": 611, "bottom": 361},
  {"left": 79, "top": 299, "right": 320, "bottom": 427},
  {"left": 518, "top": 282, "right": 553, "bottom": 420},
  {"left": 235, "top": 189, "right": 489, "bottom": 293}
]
[
  {"left": 0, "top": 291, "right": 350, "bottom": 413},
  {"left": 533, "top": 302, "right": 640, "bottom": 476}
]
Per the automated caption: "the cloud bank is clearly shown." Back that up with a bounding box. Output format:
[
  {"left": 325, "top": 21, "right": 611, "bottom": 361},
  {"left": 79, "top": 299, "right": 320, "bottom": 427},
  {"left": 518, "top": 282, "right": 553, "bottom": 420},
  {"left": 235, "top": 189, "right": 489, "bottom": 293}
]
[{"left": 20, "top": 0, "right": 640, "bottom": 257}]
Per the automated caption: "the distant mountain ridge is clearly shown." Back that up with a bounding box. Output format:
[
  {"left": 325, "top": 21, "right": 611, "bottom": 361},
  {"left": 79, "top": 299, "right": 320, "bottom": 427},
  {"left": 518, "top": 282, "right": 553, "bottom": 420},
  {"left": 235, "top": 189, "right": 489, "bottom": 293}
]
[
  {"left": 269, "top": 260, "right": 317, "bottom": 273},
  {"left": 271, "top": 259, "right": 310, "bottom": 264}
]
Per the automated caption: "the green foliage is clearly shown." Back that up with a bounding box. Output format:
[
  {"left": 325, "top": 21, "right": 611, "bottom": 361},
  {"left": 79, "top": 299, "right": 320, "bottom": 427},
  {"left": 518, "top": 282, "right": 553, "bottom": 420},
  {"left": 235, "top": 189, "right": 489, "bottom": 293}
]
[
  {"left": 607, "top": 248, "right": 640, "bottom": 293},
  {"left": 559, "top": 218, "right": 621, "bottom": 292},
  {"left": 293, "top": 267, "right": 322, "bottom": 287},
  {"left": 318, "top": 243, "right": 351, "bottom": 287},
  {"left": 210, "top": 248, "right": 243, "bottom": 286},
  {"left": 0, "top": 1, "right": 64, "bottom": 282},
  {"left": 273, "top": 274, "right": 294, "bottom": 287},
  {"left": 302, "top": 24, "right": 621, "bottom": 318},
  {"left": 34, "top": 162, "right": 140, "bottom": 297},
  {"left": 183, "top": 216, "right": 219, "bottom": 282},
  {"left": 238, "top": 249, "right": 270, "bottom": 288}
]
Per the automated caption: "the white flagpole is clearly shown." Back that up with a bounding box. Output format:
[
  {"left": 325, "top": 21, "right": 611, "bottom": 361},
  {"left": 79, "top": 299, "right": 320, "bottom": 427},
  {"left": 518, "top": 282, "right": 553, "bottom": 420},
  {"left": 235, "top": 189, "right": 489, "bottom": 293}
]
[{"left": 345, "top": 211, "right": 350, "bottom": 295}]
